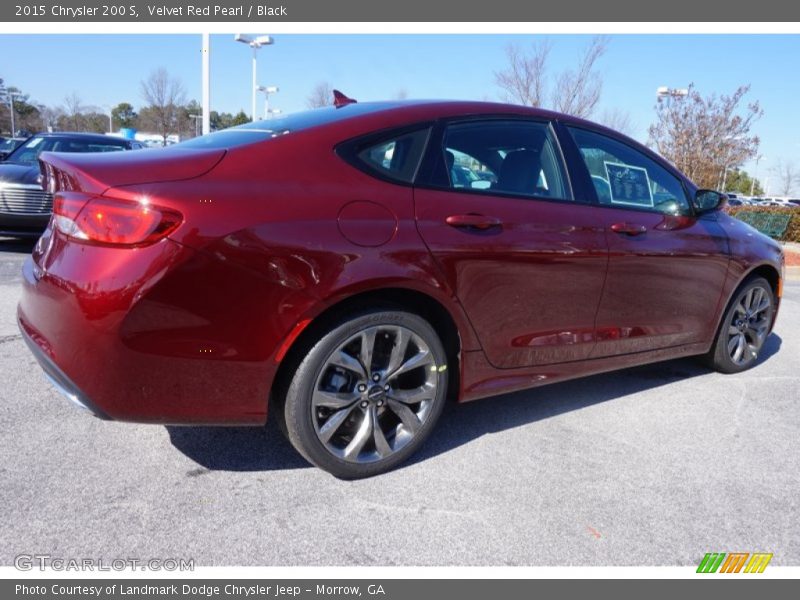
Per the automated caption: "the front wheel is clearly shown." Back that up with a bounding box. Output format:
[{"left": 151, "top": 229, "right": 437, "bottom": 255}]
[
  {"left": 281, "top": 310, "right": 448, "bottom": 479},
  {"left": 706, "top": 276, "right": 775, "bottom": 374}
]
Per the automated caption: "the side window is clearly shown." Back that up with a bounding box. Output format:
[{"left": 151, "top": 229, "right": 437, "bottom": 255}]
[
  {"left": 353, "top": 127, "right": 430, "bottom": 184},
  {"left": 568, "top": 127, "right": 690, "bottom": 215},
  {"left": 440, "top": 120, "right": 571, "bottom": 200}
]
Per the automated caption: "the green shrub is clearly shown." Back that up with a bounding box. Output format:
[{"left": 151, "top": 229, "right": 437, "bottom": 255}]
[{"left": 726, "top": 205, "right": 800, "bottom": 242}]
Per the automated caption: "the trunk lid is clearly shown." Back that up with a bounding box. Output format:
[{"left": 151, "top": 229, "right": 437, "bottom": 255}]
[{"left": 39, "top": 146, "right": 226, "bottom": 194}]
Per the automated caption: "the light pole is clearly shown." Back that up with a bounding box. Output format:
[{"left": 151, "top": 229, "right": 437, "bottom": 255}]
[
  {"left": 4, "top": 91, "right": 22, "bottom": 136},
  {"left": 719, "top": 134, "right": 745, "bottom": 191},
  {"left": 102, "top": 105, "right": 113, "bottom": 133},
  {"left": 750, "top": 155, "right": 765, "bottom": 197},
  {"left": 721, "top": 165, "right": 731, "bottom": 192},
  {"left": 256, "top": 85, "right": 279, "bottom": 119},
  {"left": 201, "top": 33, "right": 211, "bottom": 135},
  {"left": 234, "top": 34, "right": 274, "bottom": 122}
]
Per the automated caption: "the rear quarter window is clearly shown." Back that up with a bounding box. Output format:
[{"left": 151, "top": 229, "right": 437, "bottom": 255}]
[{"left": 339, "top": 126, "right": 431, "bottom": 184}]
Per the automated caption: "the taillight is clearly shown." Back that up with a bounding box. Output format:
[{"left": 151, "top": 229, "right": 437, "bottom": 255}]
[{"left": 52, "top": 193, "right": 182, "bottom": 246}]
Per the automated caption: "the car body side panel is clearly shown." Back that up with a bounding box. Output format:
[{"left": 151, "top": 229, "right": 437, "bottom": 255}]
[
  {"left": 460, "top": 340, "right": 710, "bottom": 402},
  {"left": 415, "top": 187, "right": 608, "bottom": 368},
  {"left": 590, "top": 209, "right": 731, "bottom": 357}
]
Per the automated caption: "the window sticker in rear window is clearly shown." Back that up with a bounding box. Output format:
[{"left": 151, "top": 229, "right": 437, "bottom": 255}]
[{"left": 604, "top": 162, "right": 654, "bottom": 208}]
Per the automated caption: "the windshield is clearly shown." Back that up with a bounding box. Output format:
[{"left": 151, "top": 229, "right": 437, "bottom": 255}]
[
  {"left": 0, "top": 139, "right": 21, "bottom": 152},
  {"left": 6, "top": 135, "right": 129, "bottom": 165}
]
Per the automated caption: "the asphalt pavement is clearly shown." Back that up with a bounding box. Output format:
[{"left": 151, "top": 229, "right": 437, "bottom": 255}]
[{"left": 0, "top": 236, "right": 798, "bottom": 566}]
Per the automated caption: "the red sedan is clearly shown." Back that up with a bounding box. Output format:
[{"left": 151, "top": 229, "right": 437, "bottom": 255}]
[{"left": 18, "top": 99, "right": 784, "bottom": 478}]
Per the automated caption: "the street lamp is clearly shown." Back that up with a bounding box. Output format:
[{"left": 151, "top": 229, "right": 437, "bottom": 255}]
[
  {"left": 656, "top": 86, "right": 689, "bottom": 105},
  {"left": 256, "top": 85, "right": 279, "bottom": 119},
  {"left": 234, "top": 34, "right": 274, "bottom": 122}
]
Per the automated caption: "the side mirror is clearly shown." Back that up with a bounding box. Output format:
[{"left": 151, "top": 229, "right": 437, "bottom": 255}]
[{"left": 694, "top": 189, "right": 727, "bottom": 213}]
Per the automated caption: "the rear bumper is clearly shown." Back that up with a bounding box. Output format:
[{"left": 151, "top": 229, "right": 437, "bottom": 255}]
[
  {"left": 19, "top": 318, "right": 109, "bottom": 419},
  {"left": 17, "top": 233, "right": 280, "bottom": 426}
]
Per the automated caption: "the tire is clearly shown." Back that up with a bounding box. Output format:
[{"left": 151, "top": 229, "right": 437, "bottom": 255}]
[
  {"left": 705, "top": 276, "right": 775, "bottom": 374},
  {"left": 281, "top": 309, "right": 449, "bottom": 479}
]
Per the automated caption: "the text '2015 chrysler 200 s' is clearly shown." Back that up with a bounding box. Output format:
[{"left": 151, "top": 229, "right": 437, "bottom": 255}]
[{"left": 18, "top": 98, "right": 784, "bottom": 478}]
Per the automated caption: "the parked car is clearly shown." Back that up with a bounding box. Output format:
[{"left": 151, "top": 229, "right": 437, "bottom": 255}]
[
  {"left": 0, "top": 136, "right": 26, "bottom": 161},
  {"left": 770, "top": 198, "right": 797, "bottom": 208},
  {"left": 0, "top": 132, "right": 145, "bottom": 237},
  {"left": 19, "top": 100, "right": 784, "bottom": 478}
]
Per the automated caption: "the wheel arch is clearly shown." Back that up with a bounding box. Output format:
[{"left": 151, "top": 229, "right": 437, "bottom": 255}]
[
  {"left": 270, "top": 286, "right": 467, "bottom": 409},
  {"left": 711, "top": 261, "right": 782, "bottom": 347},
  {"left": 747, "top": 263, "right": 781, "bottom": 298}
]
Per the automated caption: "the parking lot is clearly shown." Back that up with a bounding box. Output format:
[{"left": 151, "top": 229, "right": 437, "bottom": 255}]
[{"left": 0, "top": 237, "right": 797, "bottom": 567}]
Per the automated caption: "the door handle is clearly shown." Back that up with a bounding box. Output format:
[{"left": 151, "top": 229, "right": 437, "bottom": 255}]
[
  {"left": 611, "top": 222, "right": 647, "bottom": 236},
  {"left": 445, "top": 214, "right": 503, "bottom": 230}
]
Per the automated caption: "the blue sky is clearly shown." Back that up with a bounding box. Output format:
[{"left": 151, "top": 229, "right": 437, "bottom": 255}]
[{"left": 0, "top": 34, "right": 798, "bottom": 180}]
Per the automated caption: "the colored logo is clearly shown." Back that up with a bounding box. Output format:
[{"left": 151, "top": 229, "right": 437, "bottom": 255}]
[{"left": 697, "top": 552, "right": 773, "bottom": 573}]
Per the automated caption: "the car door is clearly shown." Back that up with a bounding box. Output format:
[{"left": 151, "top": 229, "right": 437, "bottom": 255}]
[
  {"left": 414, "top": 118, "right": 609, "bottom": 369},
  {"left": 564, "top": 125, "right": 730, "bottom": 357}
]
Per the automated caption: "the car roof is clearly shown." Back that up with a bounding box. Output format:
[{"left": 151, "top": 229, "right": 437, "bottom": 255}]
[
  {"left": 32, "top": 132, "right": 130, "bottom": 143},
  {"left": 324, "top": 99, "right": 609, "bottom": 127},
  {"left": 236, "top": 99, "right": 643, "bottom": 152}
]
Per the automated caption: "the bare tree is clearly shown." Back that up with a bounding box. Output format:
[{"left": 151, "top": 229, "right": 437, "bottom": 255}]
[
  {"left": 772, "top": 160, "right": 800, "bottom": 196},
  {"left": 61, "top": 93, "right": 85, "bottom": 130},
  {"left": 139, "top": 68, "right": 186, "bottom": 145},
  {"left": 552, "top": 37, "right": 609, "bottom": 118},
  {"left": 648, "top": 84, "right": 762, "bottom": 190},
  {"left": 494, "top": 40, "right": 551, "bottom": 108},
  {"left": 598, "top": 107, "right": 635, "bottom": 137},
  {"left": 306, "top": 82, "right": 333, "bottom": 109},
  {"left": 494, "top": 37, "right": 608, "bottom": 119}
]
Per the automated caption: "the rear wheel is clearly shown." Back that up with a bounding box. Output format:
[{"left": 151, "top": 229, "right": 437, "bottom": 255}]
[
  {"left": 281, "top": 310, "right": 448, "bottom": 479},
  {"left": 706, "top": 277, "right": 775, "bottom": 374}
]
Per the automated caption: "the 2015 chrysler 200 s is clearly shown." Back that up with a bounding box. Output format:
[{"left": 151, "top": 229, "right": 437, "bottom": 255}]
[{"left": 18, "top": 99, "right": 784, "bottom": 478}]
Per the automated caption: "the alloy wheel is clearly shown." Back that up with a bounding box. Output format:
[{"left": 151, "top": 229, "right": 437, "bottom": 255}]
[
  {"left": 311, "top": 325, "right": 439, "bottom": 464},
  {"left": 727, "top": 285, "right": 772, "bottom": 365}
]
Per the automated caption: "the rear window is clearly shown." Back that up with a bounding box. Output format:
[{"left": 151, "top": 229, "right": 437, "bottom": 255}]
[
  {"left": 234, "top": 103, "right": 406, "bottom": 133},
  {"left": 179, "top": 129, "right": 276, "bottom": 150},
  {"left": 181, "top": 103, "right": 410, "bottom": 151}
]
